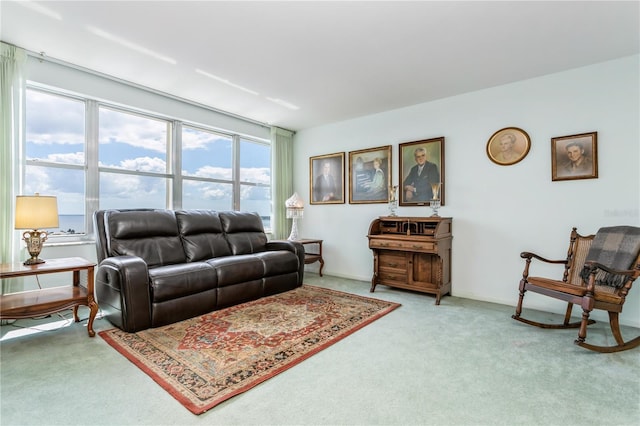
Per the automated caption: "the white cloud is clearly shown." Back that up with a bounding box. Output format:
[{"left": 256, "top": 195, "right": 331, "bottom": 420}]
[
  {"left": 190, "top": 165, "right": 233, "bottom": 180},
  {"left": 118, "top": 156, "right": 166, "bottom": 173},
  {"left": 99, "top": 108, "right": 167, "bottom": 152},
  {"left": 240, "top": 167, "right": 270, "bottom": 185},
  {"left": 182, "top": 128, "right": 231, "bottom": 151},
  {"left": 39, "top": 152, "right": 85, "bottom": 165}
]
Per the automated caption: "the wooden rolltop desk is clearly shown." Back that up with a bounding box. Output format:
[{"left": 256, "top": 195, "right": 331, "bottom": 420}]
[{"left": 367, "top": 216, "right": 452, "bottom": 305}]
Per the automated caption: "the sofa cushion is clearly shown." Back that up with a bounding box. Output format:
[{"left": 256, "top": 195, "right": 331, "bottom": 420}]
[
  {"left": 254, "top": 250, "right": 300, "bottom": 276},
  {"left": 148, "top": 262, "right": 217, "bottom": 302},
  {"left": 175, "top": 210, "right": 232, "bottom": 261},
  {"left": 208, "top": 255, "right": 264, "bottom": 287},
  {"left": 219, "top": 211, "right": 267, "bottom": 255},
  {"left": 105, "top": 210, "right": 186, "bottom": 267}
]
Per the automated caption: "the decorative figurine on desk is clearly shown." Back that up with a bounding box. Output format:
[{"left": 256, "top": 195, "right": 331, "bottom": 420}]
[
  {"left": 388, "top": 185, "right": 398, "bottom": 216},
  {"left": 430, "top": 182, "right": 441, "bottom": 217}
]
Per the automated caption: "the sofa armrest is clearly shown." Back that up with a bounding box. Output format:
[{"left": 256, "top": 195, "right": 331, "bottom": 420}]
[
  {"left": 95, "top": 255, "right": 152, "bottom": 332},
  {"left": 266, "top": 240, "right": 305, "bottom": 283}
]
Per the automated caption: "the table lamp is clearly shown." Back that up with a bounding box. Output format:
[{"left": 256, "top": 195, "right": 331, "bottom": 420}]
[
  {"left": 15, "top": 194, "right": 59, "bottom": 265},
  {"left": 285, "top": 192, "right": 304, "bottom": 241}
]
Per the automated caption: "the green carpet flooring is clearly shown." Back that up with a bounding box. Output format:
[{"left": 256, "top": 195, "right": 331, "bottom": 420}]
[{"left": 1, "top": 273, "right": 639, "bottom": 425}]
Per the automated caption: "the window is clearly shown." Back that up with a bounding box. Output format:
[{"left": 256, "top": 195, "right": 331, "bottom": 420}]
[
  {"left": 98, "top": 106, "right": 170, "bottom": 210},
  {"left": 181, "top": 126, "right": 233, "bottom": 211},
  {"left": 22, "top": 86, "right": 272, "bottom": 240},
  {"left": 239, "top": 138, "right": 271, "bottom": 229},
  {"left": 25, "top": 89, "right": 86, "bottom": 236}
]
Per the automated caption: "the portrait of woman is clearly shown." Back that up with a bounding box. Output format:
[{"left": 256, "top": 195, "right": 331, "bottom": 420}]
[
  {"left": 348, "top": 146, "right": 392, "bottom": 204},
  {"left": 486, "top": 127, "right": 531, "bottom": 166}
]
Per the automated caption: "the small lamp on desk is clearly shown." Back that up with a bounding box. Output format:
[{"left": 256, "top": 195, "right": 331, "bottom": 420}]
[
  {"left": 15, "top": 193, "right": 59, "bottom": 265},
  {"left": 285, "top": 192, "right": 304, "bottom": 241}
]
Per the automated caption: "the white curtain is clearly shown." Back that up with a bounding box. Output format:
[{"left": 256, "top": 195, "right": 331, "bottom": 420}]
[
  {"left": 270, "top": 126, "right": 294, "bottom": 240},
  {"left": 1, "top": 42, "right": 27, "bottom": 272}
]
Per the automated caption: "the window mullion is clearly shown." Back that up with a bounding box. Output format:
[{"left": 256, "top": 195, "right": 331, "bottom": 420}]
[
  {"left": 172, "top": 121, "right": 181, "bottom": 210},
  {"left": 232, "top": 134, "right": 240, "bottom": 210},
  {"left": 86, "top": 100, "right": 99, "bottom": 234}
]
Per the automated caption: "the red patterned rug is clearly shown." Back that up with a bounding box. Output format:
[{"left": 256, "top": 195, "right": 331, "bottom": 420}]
[{"left": 99, "top": 285, "right": 400, "bottom": 414}]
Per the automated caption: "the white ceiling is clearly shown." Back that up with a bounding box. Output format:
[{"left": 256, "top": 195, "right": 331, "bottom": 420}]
[{"left": 1, "top": 1, "right": 638, "bottom": 131}]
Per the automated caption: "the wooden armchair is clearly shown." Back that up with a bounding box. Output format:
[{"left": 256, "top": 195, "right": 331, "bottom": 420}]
[{"left": 512, "top": 226, "right": 640, "bottom": 353}]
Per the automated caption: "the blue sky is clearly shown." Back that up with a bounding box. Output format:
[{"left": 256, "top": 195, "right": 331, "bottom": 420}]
[{"left": 25, "top": 89, "right": 271, "bottom": 216}]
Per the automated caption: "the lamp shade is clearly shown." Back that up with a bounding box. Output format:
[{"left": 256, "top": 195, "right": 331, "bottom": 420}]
[
  {"left": 285, "top": 192, "right": 304, "bottom": 208},
  {"left": 15, "top": 194, "right": 59, "bottom": 230}
]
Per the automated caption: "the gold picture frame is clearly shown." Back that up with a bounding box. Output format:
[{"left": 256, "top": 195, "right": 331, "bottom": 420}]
[
  {"left": 551, "top": 132, "right": 598, "bottom": 181},
  {"left": 486, "top": 127, "right": 531, "bottom": 166},
  {"left": 348, "top": 145, "right": 392, "bottom": 204},
  {"left": 309, "top": 152, "right": 345, "bottom": 204},
  {"left": 399, "top": 137, "right": 445, "bottom": 206}
]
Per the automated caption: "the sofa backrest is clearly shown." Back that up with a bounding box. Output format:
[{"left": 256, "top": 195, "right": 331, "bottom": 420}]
[
  {"left": 94, "top": 209, "right": 268, "bottom": 265},
  {"left": 103, "top": 209, "right": 186, "bottom": 267},
  {"left": 175, "top": 210, "right": 232, "bottom": 261},
  {"left": 219, "top": 211, "right": 267, "bottom": 255}
]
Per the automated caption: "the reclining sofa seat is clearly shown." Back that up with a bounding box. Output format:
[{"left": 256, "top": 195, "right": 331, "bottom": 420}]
[{"left": 94, "top": 209, "right": 305, "bottom": 332}]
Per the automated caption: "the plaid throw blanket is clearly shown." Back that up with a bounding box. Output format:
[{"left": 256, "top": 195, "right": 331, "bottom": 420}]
[{"left": 579, "top": 226, "right": 640, "bottom": 288}]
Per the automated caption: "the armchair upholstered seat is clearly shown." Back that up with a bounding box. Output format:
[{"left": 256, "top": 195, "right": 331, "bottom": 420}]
[{"left": 512, "top": 226, "right": 640, "bottom": 353}]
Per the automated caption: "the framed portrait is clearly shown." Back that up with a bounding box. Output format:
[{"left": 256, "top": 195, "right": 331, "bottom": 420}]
[
  {"left": 399, "top": 137, "right": 445, "bottom": 207},
  {"left": 348, "top": 145, "right": 392, "bottom": 204},
  {"left": 551, "top": 132, "right": 598, "bottom": 181},
  {"left": 309, "top": 152, "right": 345, "bottom": 204},
  {"left": 486, "top": 127, "right": 531, "bottom": 166}
]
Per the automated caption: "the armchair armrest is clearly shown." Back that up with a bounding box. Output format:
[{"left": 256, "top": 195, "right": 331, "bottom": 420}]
[
  {"left": 95, "top": 255, "right": 152, "bottom": 332},
  {"left": 520, "top": 251, "right": 568, "bottom": 265},
  {"left": 583, "top": 260, "right": 639, "bottom": 278},
  {"left": 520, "top": 251, "right": 569, "bottom": 281}
]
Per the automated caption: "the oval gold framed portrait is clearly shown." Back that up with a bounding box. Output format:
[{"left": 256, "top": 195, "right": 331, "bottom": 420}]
[{"left": 486, "top": 127, "right": 531, "bottom": 166}]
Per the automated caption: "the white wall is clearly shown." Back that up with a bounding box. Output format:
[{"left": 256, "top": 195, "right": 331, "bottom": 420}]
[{"left": 293, "top": 55, "right": 640, "bottom": 327}]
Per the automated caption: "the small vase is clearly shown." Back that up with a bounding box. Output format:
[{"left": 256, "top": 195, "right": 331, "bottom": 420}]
[
  {"left": 430, "top": 199, "right": 440, "bottom": 217},
  {"left": 388, "top": 200, "right": 398, "bottom": 216}
]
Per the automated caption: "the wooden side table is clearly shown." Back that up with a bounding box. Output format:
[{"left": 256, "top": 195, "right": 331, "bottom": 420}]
[
  {"left": 297, "top": 239, "right": 325, "bottom": 276},
  {"left": 0, "top": 257, "right": 98, "bottom": 337}
]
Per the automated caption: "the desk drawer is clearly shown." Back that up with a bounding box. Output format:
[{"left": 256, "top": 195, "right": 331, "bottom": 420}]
[
  {"left": 370, "top": 239, "right": 435, "bottom": 252},
  {"left": 379, "top": 270, "right": 407, "bottom": 285},
  {"left": 379, "top": 252, "right": 406, "bottom": 269}
]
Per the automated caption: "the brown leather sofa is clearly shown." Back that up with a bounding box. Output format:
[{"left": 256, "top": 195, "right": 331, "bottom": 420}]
[{"left": 94, "top": 209, "right": 304, "bottom": 332}]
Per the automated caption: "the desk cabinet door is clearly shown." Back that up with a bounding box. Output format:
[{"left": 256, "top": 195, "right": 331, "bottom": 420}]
[{"left": 410, "top": 253, "right": 441, "bottom": 289}]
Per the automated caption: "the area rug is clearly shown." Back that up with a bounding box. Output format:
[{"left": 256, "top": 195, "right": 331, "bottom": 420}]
[{"left": 99, "top": 285, "right": 400, "bottom": 414}]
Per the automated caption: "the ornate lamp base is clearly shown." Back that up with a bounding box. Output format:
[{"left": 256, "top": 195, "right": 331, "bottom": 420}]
[
  {"left": 288, "top": 218, "right": 300, "bottom": 241},
  {"left": 22, "top": 230, "right": 49, "bottom": 265}
]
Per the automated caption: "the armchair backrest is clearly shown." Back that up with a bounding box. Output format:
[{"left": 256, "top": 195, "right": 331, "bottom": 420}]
[
  {"left": 579, "top": 226, "right": 640, "bottom": 288},
  {"left": 564, "top": 228, "right": 595, "bottom": 286}
]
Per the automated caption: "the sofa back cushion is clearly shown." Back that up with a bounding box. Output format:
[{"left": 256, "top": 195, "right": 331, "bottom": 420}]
[
  {"left": 105, "top": 210, "right": 186, "bottom": 267},
  {"left": 219, "top": 211, "right": 267, "bottom": 255},
  {"left": 175, "top": 210, "right": 232, "bottom": 261}
]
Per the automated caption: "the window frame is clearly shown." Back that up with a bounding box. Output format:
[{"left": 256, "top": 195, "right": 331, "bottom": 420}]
[{"left": 22, "top": 84, "right": 272, "bottom": 243}]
